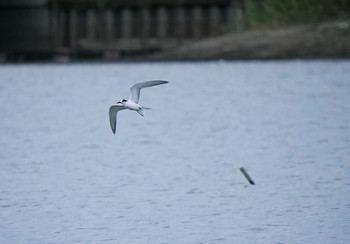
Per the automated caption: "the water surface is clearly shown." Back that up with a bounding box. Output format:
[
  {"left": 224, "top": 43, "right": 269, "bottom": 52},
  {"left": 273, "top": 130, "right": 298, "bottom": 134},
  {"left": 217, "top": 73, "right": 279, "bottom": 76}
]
[{"left": 0, "top": 61, "right": 350, "bottom": 243}]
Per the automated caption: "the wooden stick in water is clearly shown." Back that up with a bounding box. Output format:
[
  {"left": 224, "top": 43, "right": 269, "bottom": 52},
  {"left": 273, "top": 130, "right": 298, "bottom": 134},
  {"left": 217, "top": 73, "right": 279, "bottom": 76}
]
[{"left": 240, "top": 167, "right": 255, "bottom": 185}]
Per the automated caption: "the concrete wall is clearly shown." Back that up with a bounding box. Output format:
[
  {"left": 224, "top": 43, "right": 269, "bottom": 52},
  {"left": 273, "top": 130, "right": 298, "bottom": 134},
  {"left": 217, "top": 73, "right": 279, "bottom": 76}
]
[
  {"left": 0, "top": 1, "right": 50, "bottom": 55},
  {"left": 54, "top": 0, "right": 244, "bottom": 56},
  {"left": 0, "top": 0, "right": 246, "bottom": 60}
]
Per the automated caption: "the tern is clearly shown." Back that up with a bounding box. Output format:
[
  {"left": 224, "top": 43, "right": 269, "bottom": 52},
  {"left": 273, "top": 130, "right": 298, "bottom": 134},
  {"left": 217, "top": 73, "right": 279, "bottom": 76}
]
[{"left": 109, "top": 80, "right": 169, "bottom": 134}]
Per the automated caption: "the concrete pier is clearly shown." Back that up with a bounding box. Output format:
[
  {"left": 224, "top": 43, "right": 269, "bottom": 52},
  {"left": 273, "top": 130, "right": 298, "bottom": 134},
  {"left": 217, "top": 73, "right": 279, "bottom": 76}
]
[
  {"left": 86, "top": 9, "right": 97, "bottom": 41},
  {"left": 175, "top": 7, "right": 186, "bottom": 38},
  {"left": 141, "top": 8, "right": 151, "bottom": 39},
  {"left": 54, "top": 0, "right": 247, "bottom": 56},
  {"left": 157, "top": 7, "right": 168, "bottom": 39},
  {"left": 105, "top": 10, "right": 114, "bottom": 42},
  {"left": 0, "top": 0, "right": 248, "bottom": 60},
  {"left": 69, "top": 9, "right": 78, "bottom": 52},
  {"left": 192, "top": 6, "right": 204, "bottom": 38},
  {"left": 209, "top": 6, "right": 221, "bottom": 36},
  {"left": 121, "top": 8, "right": 132, "bottom": 38}
]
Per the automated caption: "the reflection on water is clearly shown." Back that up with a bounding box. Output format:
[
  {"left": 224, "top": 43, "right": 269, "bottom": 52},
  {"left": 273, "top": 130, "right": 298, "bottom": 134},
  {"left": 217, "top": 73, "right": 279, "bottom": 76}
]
[{"left": 0, "top": 61, "right": 350, "bottom": 243}]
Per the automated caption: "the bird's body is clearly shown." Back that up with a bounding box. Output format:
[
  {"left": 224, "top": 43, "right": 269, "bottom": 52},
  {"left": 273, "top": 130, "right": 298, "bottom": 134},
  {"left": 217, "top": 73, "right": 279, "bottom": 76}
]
[
  {"left": 109, "top": 80, "right": 168, "bottom": 134},
  {"left": 123, "top": 100, "right": 142, "bottom": 111}
]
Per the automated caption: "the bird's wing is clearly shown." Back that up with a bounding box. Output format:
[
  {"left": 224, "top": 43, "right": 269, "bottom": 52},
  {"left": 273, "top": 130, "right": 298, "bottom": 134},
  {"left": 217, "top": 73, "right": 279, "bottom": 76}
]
[
  {"left": 109, "top": 105, "right": 126, "bottom": 134},
  {"left": 129, "top": 80, "right": 169, "bottom": 103}
]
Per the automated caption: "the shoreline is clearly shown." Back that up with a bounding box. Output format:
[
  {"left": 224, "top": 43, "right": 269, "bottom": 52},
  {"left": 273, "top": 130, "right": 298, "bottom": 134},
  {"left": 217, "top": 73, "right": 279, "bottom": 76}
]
[
  {"left": 147, "top": 21, "right": 350, "bottom": 61},
  {"left": 1, "top": 20, "right": 350, "bottom": 63}
]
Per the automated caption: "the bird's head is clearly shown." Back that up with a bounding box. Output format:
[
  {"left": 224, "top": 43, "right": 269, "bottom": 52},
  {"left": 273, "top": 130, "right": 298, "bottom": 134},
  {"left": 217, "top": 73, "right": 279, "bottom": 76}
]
[{"left": 117, "top": 99, "right": 127, "bottom": 104}]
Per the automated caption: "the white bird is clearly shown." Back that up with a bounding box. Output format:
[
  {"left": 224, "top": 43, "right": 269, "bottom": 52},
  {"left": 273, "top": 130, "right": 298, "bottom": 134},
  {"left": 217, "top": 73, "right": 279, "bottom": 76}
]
[{"left": 109, "top": 80, "right": 169, "bottom": 134}]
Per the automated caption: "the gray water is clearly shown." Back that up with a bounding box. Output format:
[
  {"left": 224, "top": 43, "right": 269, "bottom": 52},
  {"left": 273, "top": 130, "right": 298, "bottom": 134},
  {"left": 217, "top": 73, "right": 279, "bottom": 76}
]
[{"left": 0, "top": 61, "right": 349, "bottom": 243}]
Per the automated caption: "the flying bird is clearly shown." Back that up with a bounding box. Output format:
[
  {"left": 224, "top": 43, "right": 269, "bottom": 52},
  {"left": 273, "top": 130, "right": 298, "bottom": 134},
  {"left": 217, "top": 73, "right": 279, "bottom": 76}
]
[{"left": 109, "top": 80, "right": 169, "bottom": 134}]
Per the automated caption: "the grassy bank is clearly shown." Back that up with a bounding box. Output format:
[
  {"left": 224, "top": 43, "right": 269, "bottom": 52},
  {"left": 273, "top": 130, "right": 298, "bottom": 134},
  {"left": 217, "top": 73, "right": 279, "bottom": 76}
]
[{"left": 240, "top": 0, "right": 350, "bottom": 30}]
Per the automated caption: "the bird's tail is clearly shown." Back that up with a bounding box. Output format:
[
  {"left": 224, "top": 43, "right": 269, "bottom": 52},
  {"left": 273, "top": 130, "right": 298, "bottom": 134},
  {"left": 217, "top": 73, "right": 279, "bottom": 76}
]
[{"left": 137, "top": 107, "right": 151, "bottom": 117}]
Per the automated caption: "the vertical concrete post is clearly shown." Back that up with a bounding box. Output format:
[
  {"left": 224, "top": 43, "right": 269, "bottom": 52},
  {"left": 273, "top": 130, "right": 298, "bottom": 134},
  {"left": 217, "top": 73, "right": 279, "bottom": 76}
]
[
  {"left": 57, "top": 10, "right": 66, "bottom": 47},
  {"left": 192, "top": 6, "right": 204, "bottom": 39},
  {"left": 105, "top": 9, "right": 114, "bottom": 42},
  {"left": 228, "top": 0, "right": 244, "bottom": 31},
  {"left": 209, "top": 6, "right": 220, "bottom": 36},
  {"left": 141, "top": 8, "right": 151, "bottom": 39},
  {"left": 50, "top": 0, "right": 58, "bottom": 50},
  {"left": 69, "top": 9, "right": 78, "bottom": 52},
  {"left": 175, "top": 7, "right": 186, "bottom": 38},
  {"left": 157, "top": 7, "right": 168, "bottom": 39},
  {"left": 121, "top": 8, "right": 132, "bottom": 38},
  {"left": 86, "top": 9, "right": 96, "bottom": 40},
  {"left": 98, "top": 0, "right": 106, "bottom": 43}
]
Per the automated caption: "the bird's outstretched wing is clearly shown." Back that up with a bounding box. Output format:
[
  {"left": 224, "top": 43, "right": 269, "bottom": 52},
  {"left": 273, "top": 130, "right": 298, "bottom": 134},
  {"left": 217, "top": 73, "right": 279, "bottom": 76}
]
[
  {"left": 109, "top": 105, "right": 126, "bottom": 134},
  {"left": 129, "top": 80, "right": 168, "bottom": 103}
]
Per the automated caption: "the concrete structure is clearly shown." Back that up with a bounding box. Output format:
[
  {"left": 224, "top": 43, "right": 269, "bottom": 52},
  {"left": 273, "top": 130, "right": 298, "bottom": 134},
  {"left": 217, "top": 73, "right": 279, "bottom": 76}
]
[
  {"left": 0, "top": 0, "right": 246, "bottom": 61},
  {"left": 0, "top": 0, "right": 51, "bottom": 60}
]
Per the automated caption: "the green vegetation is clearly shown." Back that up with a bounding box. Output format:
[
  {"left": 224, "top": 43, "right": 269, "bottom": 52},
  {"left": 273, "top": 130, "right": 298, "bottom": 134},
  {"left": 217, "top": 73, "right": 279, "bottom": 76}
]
[{"left": 240, "top": 0, "right": 350, "bottom": 30}]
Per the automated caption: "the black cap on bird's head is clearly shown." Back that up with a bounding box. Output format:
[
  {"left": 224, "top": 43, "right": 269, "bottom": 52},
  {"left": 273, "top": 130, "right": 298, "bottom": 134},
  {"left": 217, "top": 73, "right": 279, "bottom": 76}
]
[{"left": 117, "top": 99, "right": 127, "bottom": 104}]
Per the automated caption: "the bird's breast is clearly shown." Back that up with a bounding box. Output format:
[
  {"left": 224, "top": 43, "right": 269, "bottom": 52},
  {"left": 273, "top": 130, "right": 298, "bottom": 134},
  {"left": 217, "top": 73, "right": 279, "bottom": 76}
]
[{"left": 125, "top": 101, "right": 141, "bottom": 111}]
